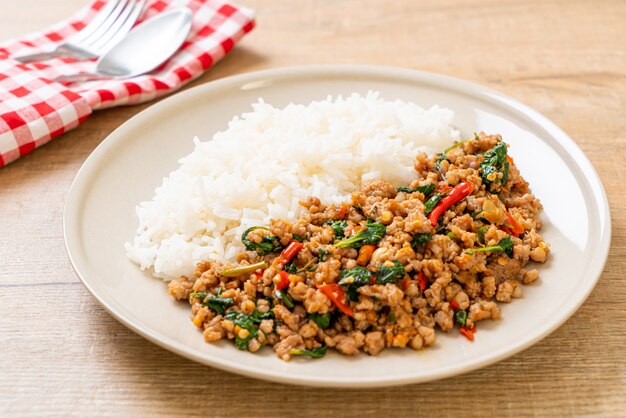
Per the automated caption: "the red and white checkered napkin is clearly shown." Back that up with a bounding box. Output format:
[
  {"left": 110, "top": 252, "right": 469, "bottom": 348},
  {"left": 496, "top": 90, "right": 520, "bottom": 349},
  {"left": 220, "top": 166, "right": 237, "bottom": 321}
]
[{"left": 0, "top": 0, "right": 255, "bottom": 167}]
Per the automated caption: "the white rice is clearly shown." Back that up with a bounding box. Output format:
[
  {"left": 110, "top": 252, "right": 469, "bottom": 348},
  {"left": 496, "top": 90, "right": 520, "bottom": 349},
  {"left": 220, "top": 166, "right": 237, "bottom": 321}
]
[{"left": 125, "top": 92, "right": 459, "bottom": 281}]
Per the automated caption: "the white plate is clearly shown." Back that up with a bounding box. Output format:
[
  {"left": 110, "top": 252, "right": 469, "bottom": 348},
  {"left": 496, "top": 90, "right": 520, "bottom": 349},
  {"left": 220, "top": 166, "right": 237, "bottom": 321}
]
[{"left": 64, "top": 65, "right": 611, "bottom": 387}]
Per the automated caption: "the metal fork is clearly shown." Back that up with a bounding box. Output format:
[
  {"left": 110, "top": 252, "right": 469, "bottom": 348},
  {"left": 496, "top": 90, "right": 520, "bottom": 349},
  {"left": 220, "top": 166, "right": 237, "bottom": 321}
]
[{"left": 15, "top": 0, "right": 146, "bottom": 63}]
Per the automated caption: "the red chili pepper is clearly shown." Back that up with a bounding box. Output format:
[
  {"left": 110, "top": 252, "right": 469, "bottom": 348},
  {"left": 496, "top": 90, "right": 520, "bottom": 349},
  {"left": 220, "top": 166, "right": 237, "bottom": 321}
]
[
  {"left": 427, "top": 181, "right": 475, "bottom": 226},
  {"left": 449, "top": 300, "right": 460, "bottom": 311},
  {"left": 460, "top": 325, "right": 476, "bottom": 341},
  {"left": 506, "top": 154, "right": 515, "bottom": 165},
  {"left": 504, "top": 211, "right": 524, "bottom": 236},
  {"left": 276, "top": 270, "right": 290, "bottom": 291},
  {"left": 417, "top": 271, "right": 428, "bottom": 291},
  {"left": 273, "top": 241, "right": 304, "bottom": 267},
  {"left": 499, "top": 224, "right": 513, "bottom": 235},
  {"left": 339, "top": 203, "right": 348, "bottom": 219},
  {"left": 399, "top": 276, "right": 410, "bottom": 291},
  {"left": 318, "top": 284, "right": 354, "bottom": 317},
  {"left": 356, "top": 244, "right": 376, "bottom": 266}
]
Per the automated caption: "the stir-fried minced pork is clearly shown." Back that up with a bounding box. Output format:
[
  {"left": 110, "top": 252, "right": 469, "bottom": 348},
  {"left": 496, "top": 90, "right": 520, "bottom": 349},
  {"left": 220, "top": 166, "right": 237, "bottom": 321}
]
[{"left": 168, "top": 133, "right": 550, "bottom": 361}]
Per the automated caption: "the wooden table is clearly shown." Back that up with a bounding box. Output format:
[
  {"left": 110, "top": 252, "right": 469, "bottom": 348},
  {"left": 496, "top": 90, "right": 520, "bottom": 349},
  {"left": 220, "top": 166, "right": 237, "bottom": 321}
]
[{"left": 1, "top": 1, "right": 624, "bottom": 416}]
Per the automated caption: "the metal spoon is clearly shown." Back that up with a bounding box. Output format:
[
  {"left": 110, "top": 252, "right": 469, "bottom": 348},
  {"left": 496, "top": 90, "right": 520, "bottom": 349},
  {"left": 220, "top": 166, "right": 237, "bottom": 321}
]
[{"left": 56, "top": 8, "right": 192, "bottom": 83}]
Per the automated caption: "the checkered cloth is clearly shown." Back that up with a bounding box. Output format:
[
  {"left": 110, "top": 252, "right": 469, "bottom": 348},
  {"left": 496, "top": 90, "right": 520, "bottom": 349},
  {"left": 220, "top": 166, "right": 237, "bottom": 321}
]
[{"left": 0, "top": 0, "right": 255, "bottom": 167}]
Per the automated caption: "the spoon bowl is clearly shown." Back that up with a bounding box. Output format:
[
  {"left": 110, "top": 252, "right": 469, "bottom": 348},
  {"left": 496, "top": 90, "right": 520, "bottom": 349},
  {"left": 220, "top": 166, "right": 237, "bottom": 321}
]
[{"left": 57, "top": 8, "right": 193, "bottom": 82}]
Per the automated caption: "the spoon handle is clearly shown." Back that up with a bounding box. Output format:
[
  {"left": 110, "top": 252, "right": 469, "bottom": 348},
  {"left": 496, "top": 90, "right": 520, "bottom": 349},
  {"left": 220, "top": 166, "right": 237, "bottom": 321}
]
[
  {"left": 15, "top": 45, "right": 96, "bottom": 63},
  {"left": 16, "top": 50, "right": 63, "bottom": 64},
  {"left": 54, "top": 73, "right": 107, "bottom": 84}
]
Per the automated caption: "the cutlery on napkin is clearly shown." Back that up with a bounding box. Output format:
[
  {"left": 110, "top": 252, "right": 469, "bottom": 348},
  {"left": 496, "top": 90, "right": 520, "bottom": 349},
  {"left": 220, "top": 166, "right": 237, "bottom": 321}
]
[{"left": 0, "top": 0, "right": 255, "bottom": 168}]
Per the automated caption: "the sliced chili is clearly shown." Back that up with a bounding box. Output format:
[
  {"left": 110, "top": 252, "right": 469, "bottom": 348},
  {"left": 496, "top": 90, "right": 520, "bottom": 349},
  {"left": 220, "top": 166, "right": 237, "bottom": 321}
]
[
  {"left": 427, "top": 181, "right": 475, "bottom": 226},
  {"left": 417, "top": 271, "right": 428, "bottom": 291},
  {"left": 449, "top": 299, "right": 460, "bottom": 311},
  {"left": 276, "top": 270, "right": 290, "bottom": 291},
  {"left": 460, "top": 324, "right": 477, "bottom": 341},
  {"left": 339, "top": 203, "right": 348, "bottom": 219},
  {"left": 505, "top": 210, "right": 524, "bottom": 236},
  {"left": 500, "top": 224, "right": 514, "bottom": 235},
  {"left": 356, "top": 244, "right": 376, "bottom": 266},
  {"left": 273, "top": 241, "right": 304, "bottom": 268},
  {"left": 506, "top": 154, "right": 515, "bottom": 165},
  {"left": 318, "top": 284, "right": 354, "bottom": 317}
]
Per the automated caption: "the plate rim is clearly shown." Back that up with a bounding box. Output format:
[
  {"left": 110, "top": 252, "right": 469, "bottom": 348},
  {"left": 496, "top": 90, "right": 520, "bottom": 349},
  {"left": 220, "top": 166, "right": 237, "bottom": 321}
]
[{"left": 63, "top": 64, "right": 612, "bottom": 387}]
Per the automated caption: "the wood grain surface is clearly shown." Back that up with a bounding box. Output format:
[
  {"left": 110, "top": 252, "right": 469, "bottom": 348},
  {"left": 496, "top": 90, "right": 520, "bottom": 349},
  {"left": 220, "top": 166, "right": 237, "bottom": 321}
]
[{"left": 1, "top": 0, "right": 625, "bottom": 417}]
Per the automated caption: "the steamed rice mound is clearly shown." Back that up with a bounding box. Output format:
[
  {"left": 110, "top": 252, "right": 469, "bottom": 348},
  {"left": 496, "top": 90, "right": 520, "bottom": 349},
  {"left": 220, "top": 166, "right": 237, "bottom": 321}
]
[{"left": 125, "top": 92, "right": 459, "bottom": 280}]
